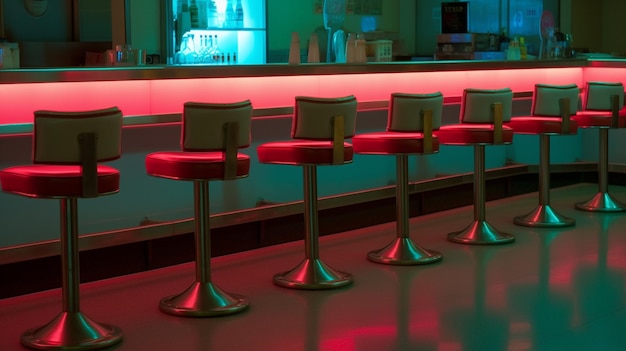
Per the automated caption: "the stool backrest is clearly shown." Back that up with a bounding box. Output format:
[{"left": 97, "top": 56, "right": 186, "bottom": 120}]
[
  {"left": 292, "top": 95, "right": 357, "bottom": 140},
  {"left": 387, "top": 92, "right": 443, "bottom": 132},
  {"left": 584, "top": 81, "right": 625, "bottom": 111},
  {"left": 532, "top": 84, "right": 580, "bottom": 116},
  {"left": 33, "top": 107, "right": 122, "bottom": 164},
  {"left": 460, "top": 88, "right": 513, "bottom": 123},
  {"left": 182, "top": 100, "right": 253, "bottom": 151}
]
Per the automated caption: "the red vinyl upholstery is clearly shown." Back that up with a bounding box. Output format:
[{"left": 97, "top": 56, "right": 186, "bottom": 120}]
[
  {"left": 436, "top": 124, "right": 513, "bottom": 145},
  {"left": 0, "top": 106, "right": 123, "bottom": 199},
  {"left": 257, "top": 141, "right": 353, "bottom": 165},
  {"left": 572, "top": 81, "right": 626, "bottom": 128},
  {"left": 506, "top": 117, "right": 578, "bottom": 134},
  {"left": 507, "top": 84, "right": 580, "bottom": 135},
  {"left": 257, "top": 95, "right": 358, "bottom": 166},
  {"left": 146, "top": 152, "right": 250, "bottom": 180},
  {"left": 573, "top": 109, "right": 626, "bottom": 128},
  {"left": 0, "top": 165, "right": 119, "bottom": 198},
  {"left": 352, "top": 132, "right": 440, "bottom": 154},
  {"left": 353, "top": 92, "right": 443, "bottom": 155}
]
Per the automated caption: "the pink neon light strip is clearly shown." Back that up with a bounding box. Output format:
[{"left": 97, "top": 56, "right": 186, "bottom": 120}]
[{"left": 0, "top": 67, "right": 585, "bottom": 125}]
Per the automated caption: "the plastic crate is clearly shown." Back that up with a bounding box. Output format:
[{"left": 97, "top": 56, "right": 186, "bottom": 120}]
[{"left": 366, "top": 40, "right": 393, "bottom": 62}]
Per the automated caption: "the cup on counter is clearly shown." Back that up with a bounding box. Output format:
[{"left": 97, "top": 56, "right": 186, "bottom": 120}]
[{"left": 133, "top": 49, "right": 146, "bottom": 65}]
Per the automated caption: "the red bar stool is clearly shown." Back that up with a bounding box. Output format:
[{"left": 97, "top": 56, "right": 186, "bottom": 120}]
[
  {"left": 507, "top": 84, "right": 579, "bottom": 227},
  {"left": 145, "top": 100, "right": 252, "bottom": 316},
  {"left": 572, "top": 81, "right": 626, "bottom": 211},
  {"left": 352, "top": 92, "right": 443, "bottom": 264},
  {"left": 435, "top": 88, "right": 515, "bottom": 245},
  {"left": 257, "top": 95, "right": 357, "bottom": 289},
  {"left": 0, "top": 107, "right": 123, "bottom": 350}
]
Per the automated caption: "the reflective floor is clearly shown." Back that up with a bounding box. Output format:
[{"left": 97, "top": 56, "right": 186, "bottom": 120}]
[{"left": 1, "top": 183, "right": 626, "bottom": 351}]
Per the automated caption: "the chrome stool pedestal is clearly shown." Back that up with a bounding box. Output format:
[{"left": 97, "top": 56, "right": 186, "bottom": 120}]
[
  {"left": 514, "top": 135, "right": 575, "bottom": 227},
  {"left": 22, "top": 199, "right": 122, "bottom": 350},
  {"left": 273, "top": 166, "right": 353, "bottom": 290},
  {"left": 367, "top": 155, "right": 442, "bottom": 264},
  {"left": 447, "top": 146, "right": 514, "bottom": 245},
  {"left": 160, "top": 181, "right": 249, "bottom": 317},
  {"left": 575, "top": 129, "right": 626, "bottom": 212}
]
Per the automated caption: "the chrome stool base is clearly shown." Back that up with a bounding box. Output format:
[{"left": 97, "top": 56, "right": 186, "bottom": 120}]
[
  {"left": 514, "top": 204, "right": 575, "bottom": 227},
  {"left": 575, "top": 192, "right": 626, "bottom": 212},
  {"left": 159, "top": 281, "right": 249, "bottom": 317},
  {"left": 273, "top": 258, "right": 353, "bottom": 290},
  {"left": 447, "top": 220, "right": 515, "bottom": 245},
  {"left": 368, "top": 237, "right": 442, "bottom": 265},
  {"left": 21, "top": 312, "right": 122, "bottom": 350}
]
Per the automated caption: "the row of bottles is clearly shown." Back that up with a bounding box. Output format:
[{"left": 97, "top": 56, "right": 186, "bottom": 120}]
[
  {"left": 175, "top": 33, "right": 238, "bottom": 65},
  {"left": 186, "top": 0, "right": 244, "bottom": 30}
]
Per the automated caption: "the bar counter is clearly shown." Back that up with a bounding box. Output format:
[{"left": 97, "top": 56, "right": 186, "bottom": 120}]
[
  {"left": 1, "top": 58, "right": 625, "bottom": 279},
  {"left": 0, "top": 59, "right": 590, "bottom": 132}
]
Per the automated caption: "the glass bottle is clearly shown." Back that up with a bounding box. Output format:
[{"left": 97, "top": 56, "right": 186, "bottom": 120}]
[
  {"left": 189, "top": 0, "right": 199, "bottom": 28},
  {"left": 175, "top": 33, "right": 189, "bottom": 64},
  {"left": 225, "top": 0, "right": 235, "bottom": 28},
  {"left": 184, "top": 33, "right": 198, "bottom": 64},
  {"left": 212, "top": 34, "right": 222, "bottom": 63},
  {"left": 207, "top": 0, "right": 219, "bottom": 28},
  {"left": 235, "top": 0, "right": 244, "bottom": 28},
  {"left": 203, "top": 34, "right": 215, "bottom": 63}
]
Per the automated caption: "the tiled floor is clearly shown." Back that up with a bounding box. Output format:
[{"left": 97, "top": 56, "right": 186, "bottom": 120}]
[{"left": 1, "top": 183, "right": 626, "bottom": 351}]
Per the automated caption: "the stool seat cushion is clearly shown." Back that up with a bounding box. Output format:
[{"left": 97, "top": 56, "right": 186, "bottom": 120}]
[
  {"left": 257, "top": 141, "right": 353, "bottom": 165},
  {"left": 507, "top": 117, "right": 578, "bottom": 134},
  {"left": 146, "top": 152, "right": 250, "bottom": 181},
  {"left": 435, "top": 124, "right": 513, "bottom": 145},
  {"left": 0, "top": 165, "right": 119, "bottom": 198},
  {"left": 352, "top": 132, "right": 440, "bottom": 154},
  {"left": 573, "top": 110, "right": 626, "bottom": 128}
]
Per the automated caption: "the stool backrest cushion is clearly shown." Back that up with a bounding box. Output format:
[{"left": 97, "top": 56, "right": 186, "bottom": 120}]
[
  {"left": 584, "top": 81, "right": 625, "bottom": 111},
  {"left": 292, "top": 95, "right": 357, "bottom": 140},
  {"left": 182, "top": 100, "right": 252, "bottom": 151},
  {"left": 33, "top": 107, "right": 122, "bottom": 164},
  {"left": 388, "top": 92, "right": 443, "bottom": 131},
  {"left": 460, "top": 88, "right": 513, "bottom": 123},
  {"left": 532, "top": 84, "right": 580, "bottom": 116}
]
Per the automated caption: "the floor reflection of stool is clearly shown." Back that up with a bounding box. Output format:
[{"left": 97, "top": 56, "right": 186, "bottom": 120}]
[
  {"left": 257, "top": 95, "right": 357, "bottom": 289},
  {"left": 352, "top": 92, "right": 443, "bottom": 264},
  {"left": 145, "top": 101, "right": 252, "bottom": 316},
  {"left": 508, "top": 84, "right": 579, "bottom": 227},
  {"left": 435, "top": 88, "right": 515, "bottom": 245},
  {"left": 0, "top": 107, "right": 124, "bottom": 350},
  {"left": 573, "top": 81, "right": 626, "bottom": 211}
]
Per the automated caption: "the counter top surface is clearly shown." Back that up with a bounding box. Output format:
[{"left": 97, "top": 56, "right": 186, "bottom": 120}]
[{"left": 0, "top": 59, "right": 588, "bottom": 84}]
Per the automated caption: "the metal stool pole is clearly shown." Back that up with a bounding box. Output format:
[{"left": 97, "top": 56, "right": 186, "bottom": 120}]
[
  {"left": 576, "top": 128, "right": 626, "bottom": 211},
  {"left": 159, "top": 181, "right": 248, "bottom": 317},
  {"left": 367, "top": 154, "right": 442, "bottom": 264},
  {"left": 448, "top": 145, "right": 514, "bottom": 244},
  {"left": 21, "top": 198, "right": 122, "bottom": 350},
  {"left": 515, "top": 135, "right": 575, "bottom": 227},
  {"left": 273, "top": 165, "right": 353, "bottom": 289}
]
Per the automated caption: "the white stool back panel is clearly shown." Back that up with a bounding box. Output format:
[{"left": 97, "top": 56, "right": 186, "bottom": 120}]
[
  {"left": 182, "top": 100, "right": 252, "bottom": 151},
  {"left": 33, "top": 107, "right": 122, "bottom": 164},
  {"left": 585, "top": 82, "right": 625, "bottom": 111},
  {"left": 461, "top": 88, "right": 513, "bottom": 123},
  {"left": 533, "top": 84, "right": 580, "bottom": 116},
  {"left": 292, "top": 96, "right": 357, "bottom": 140},
  {"left": 388, "top": 92, "right": 443, "bottom": 131}
]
